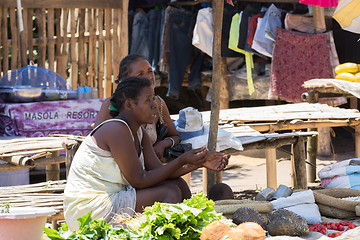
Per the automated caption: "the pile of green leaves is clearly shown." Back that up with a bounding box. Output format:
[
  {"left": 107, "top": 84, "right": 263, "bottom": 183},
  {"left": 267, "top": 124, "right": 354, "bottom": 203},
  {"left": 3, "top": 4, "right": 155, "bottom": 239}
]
[{"left": 44, "top": 192, "right": 229, "bottom": 240}]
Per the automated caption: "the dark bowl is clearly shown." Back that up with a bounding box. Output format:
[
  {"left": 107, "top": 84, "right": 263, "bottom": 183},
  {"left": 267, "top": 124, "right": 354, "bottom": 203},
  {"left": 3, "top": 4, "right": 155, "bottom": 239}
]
[{"left": 0, "top": 86, "right": 45, "bottom": 103}]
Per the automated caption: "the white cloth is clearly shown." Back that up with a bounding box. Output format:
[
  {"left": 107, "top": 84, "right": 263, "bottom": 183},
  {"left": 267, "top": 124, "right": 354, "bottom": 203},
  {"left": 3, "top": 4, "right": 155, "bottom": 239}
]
[
  {"left": 271, "top": 189, "right": 315, "bottom": 209},
  {"left": 182, "top": 124, "right": 243, "bottom": 152},
  {"left": 271, "top": 190, "right": 321, "bottom": 224},
  {"left": 192, "top": 7, "right": 213, "bottom": 57},
  {"left": 304, "top": 79, "right": 360, "bottom": 99},
  {"left": 284, "top": 204, "right": 322, "bottom": 224},
  {"left": 64, "top": 119, "right": 144, "bottom": 231}
]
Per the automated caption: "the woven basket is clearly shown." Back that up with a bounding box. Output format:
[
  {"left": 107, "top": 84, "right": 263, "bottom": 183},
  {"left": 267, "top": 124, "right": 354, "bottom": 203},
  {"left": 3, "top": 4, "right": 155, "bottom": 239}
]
[
  {"left": 313, "top": 189, "right": 360, "bottom": 212},
  {"left": 317, "top": 203, "right": 357, "bottom": 219},
  {"left": 214, "top": 200, "right": 273, "bottom": 215}
]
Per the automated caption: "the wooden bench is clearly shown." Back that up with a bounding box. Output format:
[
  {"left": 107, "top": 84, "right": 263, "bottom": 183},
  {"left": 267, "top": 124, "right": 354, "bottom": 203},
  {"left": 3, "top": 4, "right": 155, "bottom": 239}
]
[
  {"left": 0, "top": 135, "right": 83, "bottom": 228},
  {"left": 0, "top": 180, "right": 66, "bottom": 229}
]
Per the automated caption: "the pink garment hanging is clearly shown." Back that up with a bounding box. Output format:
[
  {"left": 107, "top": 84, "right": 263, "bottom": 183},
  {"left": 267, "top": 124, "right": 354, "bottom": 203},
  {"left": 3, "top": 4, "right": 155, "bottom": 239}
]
[
  {"left": 271, "top": 28, "right": 332, "bottom": 103},
  {"left": 299, "top": 0, "right": 338, "bottom": 7}
]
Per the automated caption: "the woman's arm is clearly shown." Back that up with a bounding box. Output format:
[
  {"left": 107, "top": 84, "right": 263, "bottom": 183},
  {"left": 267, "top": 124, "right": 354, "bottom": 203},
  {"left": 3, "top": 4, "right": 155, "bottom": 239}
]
[
  {"left": 143, "top": 128, "right": 228, "bottom": 179},
  {"left": 94, "top": 97, "right": 112, "bottom": 127},
  {"left": 99, "top": 122, "right": 207, "bottom": 189}
]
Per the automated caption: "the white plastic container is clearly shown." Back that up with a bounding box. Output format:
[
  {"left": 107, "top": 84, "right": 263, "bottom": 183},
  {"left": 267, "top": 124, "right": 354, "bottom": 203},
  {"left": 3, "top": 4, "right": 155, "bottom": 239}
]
[
  {"left": 0, "top": 207, "right": 57, "bottom": 240},
  {"left": 0, "top": 160, "right": 29, "bottom": 187}
]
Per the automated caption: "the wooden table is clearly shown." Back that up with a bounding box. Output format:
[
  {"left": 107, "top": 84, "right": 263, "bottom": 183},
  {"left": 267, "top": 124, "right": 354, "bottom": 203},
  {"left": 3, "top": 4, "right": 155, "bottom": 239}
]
[
  {"left": 302, "top": 80, "right": 360, "bottom": 181},
  {"left": 0, "top": 135, "right": 83, "bottom": 180},
  {"left": 175, "top": 103, "right": 360, "bottom": 190}
]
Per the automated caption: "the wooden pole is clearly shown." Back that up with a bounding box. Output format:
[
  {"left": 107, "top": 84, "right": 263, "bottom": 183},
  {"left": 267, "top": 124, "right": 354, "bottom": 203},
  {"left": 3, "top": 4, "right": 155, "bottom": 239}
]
[
  {"left": 87, "top": 9, "right": 96, "bottom": 88},
  {"left": 36, "top": 8, "right": 46, "bottom": 68},
  {"left": 355, "top": 125, "right": 360, "bottom": 158},
  {"left": 97, "top": 9, "right": 104, "bottom": 98},
  {"left": 120, "top": 0, "right": 128, "bottom": 58},
  {"left": 46, "top": 152, "right": 60, "bottom": 181},
  {"left": 59, "top": 8, "right": 69, "bottom": 80},
  {"left": 307, "top": 91, "right": 318, "bottom": 183},
  {"left": 204, "top": 0, "right": 224, "bottom": 195},
  {"left": 2, "top": 8, "right": 8, "bottom": 74},
  {"left": 112, "top": 8, "right": 120, "bottom": 94},
  {"left": 78, "top": 9, "right": 86, "bottom": 86},
  {"left": 265, "top": 148, "right": 277, "bottom": 189},
  {"left": 47, "top": 8, "right": 55, "bottom": 71},
  {"left": 312, "top": 5, "right": 326, "bottom": 33},
  {"left": 220, "top": 57, "right": 229, "bottom": 109},
  {"left": 10, "top": 8, "right": 18, "bottom": 69},
  {"left": 64, "top": 142, "right": 79, "bottom": 178},
  {"left": 70, "top": 8, "right": 78, "bottom": 89},
  {"left": 105, "top": 8, "right": 112, "bottom": 98},
  {"left": 27, "top": 8, "right": 33, "bottom": 62},
  {"left": 16, "top": 0, "right": 27, "bottom": 67},
  {"left": 293, "top": 137, "right": 307, "bottom": 189}
]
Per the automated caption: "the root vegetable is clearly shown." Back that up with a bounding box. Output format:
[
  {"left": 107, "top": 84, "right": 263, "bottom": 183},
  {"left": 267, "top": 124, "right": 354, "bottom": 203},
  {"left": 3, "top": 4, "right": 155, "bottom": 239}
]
[
  {"left": 225, "top": 222, "right": 266, "bottom": 240},
  {"left": 200, "top": 221, "right": 231, "bottom": 240}
]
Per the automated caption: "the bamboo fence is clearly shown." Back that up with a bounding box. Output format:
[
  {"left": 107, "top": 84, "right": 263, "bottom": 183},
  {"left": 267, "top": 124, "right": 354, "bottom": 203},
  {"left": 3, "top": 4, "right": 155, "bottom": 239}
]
[{"left": 0, "top": 0, "right": 128, "bottom": 98}]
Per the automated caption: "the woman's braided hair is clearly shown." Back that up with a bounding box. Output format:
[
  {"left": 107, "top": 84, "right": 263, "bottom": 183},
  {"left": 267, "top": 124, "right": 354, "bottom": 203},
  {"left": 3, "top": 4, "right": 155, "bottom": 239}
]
[
  {"left": 115, "top": 54, "right": 146, "bottom": 84},
  {"left": 110, "top": 76, "right": 152, "bottom": 117}
]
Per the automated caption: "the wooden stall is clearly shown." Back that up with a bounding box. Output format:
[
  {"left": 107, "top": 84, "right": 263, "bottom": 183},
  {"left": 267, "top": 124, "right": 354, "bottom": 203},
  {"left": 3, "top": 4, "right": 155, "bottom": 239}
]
[{"left": 0, "top": 0, "right": 128, "bottom": 98}]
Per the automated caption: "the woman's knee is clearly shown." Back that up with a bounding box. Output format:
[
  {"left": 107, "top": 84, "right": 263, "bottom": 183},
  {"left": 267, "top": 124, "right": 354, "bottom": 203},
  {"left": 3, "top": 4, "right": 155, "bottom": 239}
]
[
  {"left": 173, "top": 177, "right": 191, "bottom": 199},
  {"left": 162, "top": 182, "right": 182, "bottom": 203}
]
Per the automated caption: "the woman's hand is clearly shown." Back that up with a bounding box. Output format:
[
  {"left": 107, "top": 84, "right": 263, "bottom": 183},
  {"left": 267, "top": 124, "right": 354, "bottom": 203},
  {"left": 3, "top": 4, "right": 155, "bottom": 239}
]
[
  {"left": 179, "top": 147, "right": 208, "bottom": 166},
  {"left": 153, "top": 141, "right": 168, "bottom": 162},
  {"left": 203, "top": 152, "right": 230, "bottom": 171}
]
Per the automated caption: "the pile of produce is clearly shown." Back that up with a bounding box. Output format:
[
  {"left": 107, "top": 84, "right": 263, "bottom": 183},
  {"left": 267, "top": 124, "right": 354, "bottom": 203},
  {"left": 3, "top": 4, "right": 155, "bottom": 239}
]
[
  {"left": 44, "top": 193, "right": 232, "bottom": 240},
  {"left": 201, "top": 221, "right": 265, "bottom": 240},
  {"left": 308, "top": 220, "right": 356, "bottom": 238},
  {"left": 334, "top": 62, "right": 360, "bottom": 82}
]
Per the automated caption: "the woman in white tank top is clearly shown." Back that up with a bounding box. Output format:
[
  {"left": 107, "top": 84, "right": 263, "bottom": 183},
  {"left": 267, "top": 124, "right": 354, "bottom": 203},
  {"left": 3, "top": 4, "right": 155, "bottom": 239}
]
[{"left": 64, "top": 77, "right": 229, "bottom": 231}]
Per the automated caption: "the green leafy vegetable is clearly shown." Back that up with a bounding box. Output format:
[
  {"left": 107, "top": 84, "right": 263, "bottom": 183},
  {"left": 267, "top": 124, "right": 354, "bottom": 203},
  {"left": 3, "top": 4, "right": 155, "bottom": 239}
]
[
  {"left": 44, "top": 193, "right": 230, "bottom": 240},
  {"left": 1, "top": 202, "right": 10, "bottom": 213}
]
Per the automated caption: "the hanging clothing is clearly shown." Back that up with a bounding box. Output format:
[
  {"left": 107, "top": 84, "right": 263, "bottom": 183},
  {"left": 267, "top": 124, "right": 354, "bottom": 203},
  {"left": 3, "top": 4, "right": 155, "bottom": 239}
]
[
  {"left": 130, "top": 12, "right": 150, "bottom": 59},
  {"left": 237, "top": 3, "right": 261, "bottom": 49},
  {"left": 252, "top": 18, "right": 273, "bottom": 58},
  {"left": 64, "top": 119, "right": 144, "bottom": 231},
  {"left": 221, "top": 2, "right": 243, "bottom": 57},
  {"left": 333, "top": 27, "right": 360, "bottom": 63},
  {"left": 167, "top": 7, "right": 203, "bottom": 99},
  {"left": 285, "top": 13, "right": 315, "bottom": 34},
  {"left": 247, "top": 13, "right": 263, "bottom": 47},
  {"left": 252, "top": 4, "right": 282, "bottom": 58},
  {"left": 148, "top": 9, "right": 163, "bottom": 71},
  {"left": 300, "top": 0, "right": 338, "bottom": 7},
  {"left": 333, "top": 0, "right": 360, "bottom": 34},
  {"left": 271, "top": 28, "right": 333, "bottom": 102},
  {"left": 192, "top": 7, "right": 213, "bottom": 57},
  {"left": 228, "top": 13, "right": 255, "bottom": 95}
]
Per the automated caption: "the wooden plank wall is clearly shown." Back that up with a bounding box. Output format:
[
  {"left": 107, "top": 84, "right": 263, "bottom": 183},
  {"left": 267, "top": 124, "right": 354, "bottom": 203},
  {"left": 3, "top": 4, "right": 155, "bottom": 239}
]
[{"left": 0, "top": 0, "right": 128, "bottom": 98}]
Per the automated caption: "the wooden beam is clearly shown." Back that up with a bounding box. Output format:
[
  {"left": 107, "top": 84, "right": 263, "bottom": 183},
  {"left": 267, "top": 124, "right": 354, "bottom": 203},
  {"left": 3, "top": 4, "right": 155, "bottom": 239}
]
[
  {"left": 0, "top": 155, "right": 65, "bottom": 171},
  {"left": 265, "top": 148, "right": 277, "bottom": 189},
  {"left": 0, "top": 0, "right": 124, "bottom": 9},
  {"left": 293, "top": 137, "right": 307, "bottom": 189},
  {"left": 237, "top": 119, "right": 360, "bottom": 132},
  {"left": 356, "top": 125, "right": 360, "bottom": 158},
  {"left": 204, "top": 0, "right": 224, "bottom": 195},
  {"left": 312, "top": 5, "right": 326, "bottom": 33},
  {"left": 46, "top": 152, "right": 60, "bottom": 181}
]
